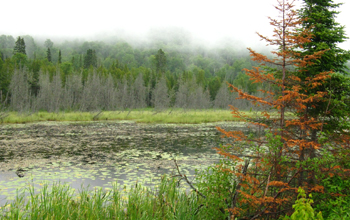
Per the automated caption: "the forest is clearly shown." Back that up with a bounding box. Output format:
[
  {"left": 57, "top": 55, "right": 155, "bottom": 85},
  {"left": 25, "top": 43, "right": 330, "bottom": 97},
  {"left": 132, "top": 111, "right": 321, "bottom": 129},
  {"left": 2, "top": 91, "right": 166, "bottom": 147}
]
[{"left": 0, "top": 30, "right": 262, "bottom": 112}]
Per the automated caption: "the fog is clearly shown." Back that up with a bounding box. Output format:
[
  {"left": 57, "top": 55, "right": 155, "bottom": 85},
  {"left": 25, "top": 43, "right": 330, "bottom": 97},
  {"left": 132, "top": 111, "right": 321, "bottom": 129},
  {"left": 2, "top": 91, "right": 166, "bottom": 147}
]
[{"left": 2, "top": 0, "right": 350, "bottom": 49}]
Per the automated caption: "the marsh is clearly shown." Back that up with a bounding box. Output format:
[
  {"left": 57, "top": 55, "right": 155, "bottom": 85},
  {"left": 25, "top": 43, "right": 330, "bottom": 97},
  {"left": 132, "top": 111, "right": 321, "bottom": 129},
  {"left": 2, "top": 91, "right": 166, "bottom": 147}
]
[{"left": 0, "top": 121, "right": 248, "bottom": 204}]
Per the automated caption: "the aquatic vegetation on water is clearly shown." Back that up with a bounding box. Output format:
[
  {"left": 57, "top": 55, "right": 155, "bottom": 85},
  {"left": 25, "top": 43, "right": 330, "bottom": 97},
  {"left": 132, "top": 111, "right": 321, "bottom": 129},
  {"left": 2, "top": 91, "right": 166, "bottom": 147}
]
[{"left": 0, "top": 121, "right": 245, "bottom": 206}]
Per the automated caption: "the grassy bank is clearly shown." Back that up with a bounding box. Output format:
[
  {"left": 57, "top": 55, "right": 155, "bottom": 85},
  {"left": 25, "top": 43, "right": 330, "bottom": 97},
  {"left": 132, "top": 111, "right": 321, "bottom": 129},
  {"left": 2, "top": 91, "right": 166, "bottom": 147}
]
[
  {"left": 0, "top": 177, "right": 208, "bottom": 220},
  {"left": 1, "top": 175, "right": 346, "bottom": 219},
  {"left": 0, "top": 109, "right": 287, "bottom": 124},
  {"left": 0, "top": 109, "right": 237, "bottom": 124}
]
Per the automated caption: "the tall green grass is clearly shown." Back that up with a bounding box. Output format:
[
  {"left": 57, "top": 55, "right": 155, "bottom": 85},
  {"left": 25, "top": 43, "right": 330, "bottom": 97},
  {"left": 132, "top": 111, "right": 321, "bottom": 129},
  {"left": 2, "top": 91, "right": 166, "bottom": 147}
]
[
  {"left": 0, "top": 109, "right": 286, "bottom": 124},
  {"left": 0, "top": 177, "right": 208, "bottom": 220}
]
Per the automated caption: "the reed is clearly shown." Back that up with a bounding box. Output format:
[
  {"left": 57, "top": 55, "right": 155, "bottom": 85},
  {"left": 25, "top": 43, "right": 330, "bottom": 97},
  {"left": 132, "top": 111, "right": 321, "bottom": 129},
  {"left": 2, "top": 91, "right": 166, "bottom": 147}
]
[{"left": 0, "top": 177, "right": 207, "bottom": 220}]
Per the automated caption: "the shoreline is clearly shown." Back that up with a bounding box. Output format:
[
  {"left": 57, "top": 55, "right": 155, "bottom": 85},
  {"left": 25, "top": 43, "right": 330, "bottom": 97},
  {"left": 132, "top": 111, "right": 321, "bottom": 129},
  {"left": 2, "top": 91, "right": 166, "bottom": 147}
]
[{"left": 0, "top": 109, "right": 284, "bottom": 124}]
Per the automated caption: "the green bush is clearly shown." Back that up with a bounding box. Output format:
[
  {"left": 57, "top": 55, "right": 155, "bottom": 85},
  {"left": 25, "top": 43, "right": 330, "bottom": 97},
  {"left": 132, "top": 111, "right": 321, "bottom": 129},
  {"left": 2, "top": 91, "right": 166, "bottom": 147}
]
[
  {"left": 282, "top": 187, "right": 323, "bottom": 220},
  {"left": 194, "top": 159, "right": 238, "bottom": 219},
  {"left": 314, "top": 175, "right": 350, "bottom": 219}
]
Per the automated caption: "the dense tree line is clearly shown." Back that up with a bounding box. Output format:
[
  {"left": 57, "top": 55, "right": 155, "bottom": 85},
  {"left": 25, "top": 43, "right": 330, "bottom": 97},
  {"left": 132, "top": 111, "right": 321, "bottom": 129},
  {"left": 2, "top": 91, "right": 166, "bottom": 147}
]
[
  {"left": 6, "top": 67, "right": 255, "bottom": 112},
  {"left": 0, "top": 33, "right": 261, "bottom": 111},
  {"left": 1, "top": 30, "right": 347, "bottom": 112}
]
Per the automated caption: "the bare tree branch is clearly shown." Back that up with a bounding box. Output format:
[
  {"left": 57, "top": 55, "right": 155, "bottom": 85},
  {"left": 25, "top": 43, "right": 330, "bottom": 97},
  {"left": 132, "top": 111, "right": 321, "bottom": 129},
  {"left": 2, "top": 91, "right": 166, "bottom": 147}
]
[{"left": 173, "top": 158, "right": 206, "bottom": 199}]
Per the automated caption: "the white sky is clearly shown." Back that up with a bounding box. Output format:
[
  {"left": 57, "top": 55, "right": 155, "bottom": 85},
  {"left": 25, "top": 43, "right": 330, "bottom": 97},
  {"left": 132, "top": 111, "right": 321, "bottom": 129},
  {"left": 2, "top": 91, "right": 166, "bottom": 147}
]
[{"left": 1, "top": 0, "right": 350, "bottom": 49}]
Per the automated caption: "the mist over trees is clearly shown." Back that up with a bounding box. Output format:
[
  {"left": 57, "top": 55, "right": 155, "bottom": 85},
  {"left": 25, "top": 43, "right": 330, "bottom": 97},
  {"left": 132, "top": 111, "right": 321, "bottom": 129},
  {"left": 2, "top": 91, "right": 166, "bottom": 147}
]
[{"left": 1, "top": 29, "right": 346, "bottom": 112}]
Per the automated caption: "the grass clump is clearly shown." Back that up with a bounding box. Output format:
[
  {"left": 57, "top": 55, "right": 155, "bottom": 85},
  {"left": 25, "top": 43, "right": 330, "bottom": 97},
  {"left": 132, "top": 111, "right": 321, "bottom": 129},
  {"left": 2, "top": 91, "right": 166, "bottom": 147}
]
[{"left": 0, "top": 176, "right": 207, "bottom": 220}]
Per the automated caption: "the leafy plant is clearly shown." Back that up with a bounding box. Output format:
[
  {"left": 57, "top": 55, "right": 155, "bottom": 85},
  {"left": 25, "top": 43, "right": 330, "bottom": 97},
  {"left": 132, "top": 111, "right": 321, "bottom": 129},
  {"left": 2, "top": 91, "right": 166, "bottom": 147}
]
[
  {"left": 314, "top": 173, "right": 350, "bottom": 219},
  {"left": 282, "top": 187, "right": 323, "bottom": 220},
  {"left": 194, "top": 159, "right": 238, "bottom": 219}
]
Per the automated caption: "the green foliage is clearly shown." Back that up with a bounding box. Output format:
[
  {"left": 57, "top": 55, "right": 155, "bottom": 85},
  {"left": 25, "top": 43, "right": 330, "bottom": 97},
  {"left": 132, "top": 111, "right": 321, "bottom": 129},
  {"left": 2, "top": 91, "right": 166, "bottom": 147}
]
[
  {"left": 58, "top": 49, "right": 62, "bottom": 64},
  {"left": 282, "top": 188, "right": 323, "bottom": 220},
  {"left": 0, "top": 57, "right": 6, "bottom": 100},
  {"left": 299, "top": 0, "right": 350, "bottom": 75},
  {"left": 297, "top": 0, "right": 350, "bottom": 135},
  {"left": 12, "top": 53, "right": 27, "bottom": 68},
  {"left": 313, "top": 169, "right": 350, "bottom": 219},
  {"left": 208, "top": 77, "right": 221, "bottom": 100},
  {"left": 28, "top": 60, "right": 40, "bottom": 96},
  {"left": 0, "top": 33, "right": 263, "bottom": 109},
  {"left": 13, "top": 36, "right": 26, "bottom": 55},
  {"left": 84, "top": 49, "right": 97, "bottom": 69},
  {"left": 319, "top": 73, "right": 350, "bottom": 134},
  {"left": 0, "top": 177, "right": 213, "bottom": 220},
  {"left": 0, "top": 58, "right": 13, "bottom": 102},
  {"left": 233, "top": 72, "right": 257, "bottom": 94},
  {"left": 0, "top": 35, "right": 15, "bottom": 59},
  {"left": 154, "top": 49, "right": 167, "bottom": 73},
  {"left": 327, "top": 204, "right": 350, "bottom": 220},
  {"left": 194, "top": 159, "right": 238, "bottom": 219},
  {"left": 46, "top": 47, "right": 51, "bottom": 62}
]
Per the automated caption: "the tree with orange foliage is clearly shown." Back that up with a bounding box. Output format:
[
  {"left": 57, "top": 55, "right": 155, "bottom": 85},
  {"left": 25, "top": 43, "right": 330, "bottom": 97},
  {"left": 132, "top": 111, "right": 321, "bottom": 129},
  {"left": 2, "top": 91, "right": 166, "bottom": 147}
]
[{"left": 215, "top": 0, "right": 350, "bottom": 219}]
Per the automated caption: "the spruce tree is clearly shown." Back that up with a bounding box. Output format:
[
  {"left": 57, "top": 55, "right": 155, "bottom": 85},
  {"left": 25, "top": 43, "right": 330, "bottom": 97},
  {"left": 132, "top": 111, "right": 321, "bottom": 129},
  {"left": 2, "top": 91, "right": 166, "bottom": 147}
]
[
  {"left": 47, "top": 48, "right": 52, "bottom": 62},
  {"left": 29, "top": 60, "right": 40, "bottom": 96},
  {"left": 296, "top": 0, "right": 350, "bottom": 210},
  {"left": 13, "top": 37, "right": 26, "bottom": 55},
  {"left": 297, "top": 0, "right": 350, "bottom": 136},
  {"left": 83, "top": 49, "right": 97, "bottom": 68},
  {"left": 299, "top": 0, "right": 350, "bottom": 74},
  {"left": 58, "top": 50, "right": 62, "bottom": 64},
  {"left": 91, "top": 50, "right": 97, "bottom": 67},
  {"left": 154, "top": 49, "right": 167, "bottom": 73},
  {"left": 20, "top": 38, "right": 26, "bottom": 55}
]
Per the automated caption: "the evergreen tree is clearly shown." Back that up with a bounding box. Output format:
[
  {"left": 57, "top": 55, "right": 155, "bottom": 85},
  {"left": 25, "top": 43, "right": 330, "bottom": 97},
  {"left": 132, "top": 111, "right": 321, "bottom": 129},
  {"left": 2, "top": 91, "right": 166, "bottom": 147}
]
[
  {"left": 29, "top": 60, "right": 41, "bottom": 96},
  {"left": 13, "top": 37, "right": 26, "bottom": 55},
  {"left": 299, "top": 0, "right": 350, "bottom": 74},
  {"left": 0, "top": 57, "right": 10, "bottom": 102},
  {"left": 297, "top": 0, "right": 350, "bottom": 140},
  {"left": 47, "top": 48, "right": 52, "bottom": 62},
  {"left": 91, "top": 50, "right": 97, "bottom": 67},
  {"left": 58, "top": 50, "right": 62, "bottom": 64},
  {"left": 154, "top": 49, "right": 167, "bottom": 73},
  {"left": 84, "top": 49, "right": 97, "bottom": 68},
  {"left": 20, "top": 38, "right": 26, "bottom": 55}
]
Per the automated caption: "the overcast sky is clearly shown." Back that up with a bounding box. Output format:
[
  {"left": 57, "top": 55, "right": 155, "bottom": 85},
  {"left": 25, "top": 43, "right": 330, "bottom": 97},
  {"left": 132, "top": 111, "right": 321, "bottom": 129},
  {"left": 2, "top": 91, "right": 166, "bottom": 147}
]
[{"left": 2, "top": 0, "right": 350, "bottom": 49}]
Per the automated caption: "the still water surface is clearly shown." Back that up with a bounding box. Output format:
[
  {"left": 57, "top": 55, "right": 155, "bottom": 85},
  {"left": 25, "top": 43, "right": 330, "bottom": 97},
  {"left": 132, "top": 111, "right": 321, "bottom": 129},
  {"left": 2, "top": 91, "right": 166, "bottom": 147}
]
[{"left": 0, "top": 121, "right": 248, "bottom": 205}]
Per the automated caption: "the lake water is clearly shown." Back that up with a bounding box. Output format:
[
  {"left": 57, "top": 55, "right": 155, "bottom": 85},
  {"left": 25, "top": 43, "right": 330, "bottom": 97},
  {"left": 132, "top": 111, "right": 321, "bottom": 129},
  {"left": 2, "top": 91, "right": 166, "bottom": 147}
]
[{"left": 0, "top": 121, "right": 248, "bottom": 205}]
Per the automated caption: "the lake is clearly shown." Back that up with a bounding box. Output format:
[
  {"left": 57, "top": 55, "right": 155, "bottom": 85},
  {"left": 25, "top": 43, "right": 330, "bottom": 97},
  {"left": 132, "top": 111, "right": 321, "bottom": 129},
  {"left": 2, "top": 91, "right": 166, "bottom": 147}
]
[{"left": 0, "top": 120, "right": 248, "bottom": 205}]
